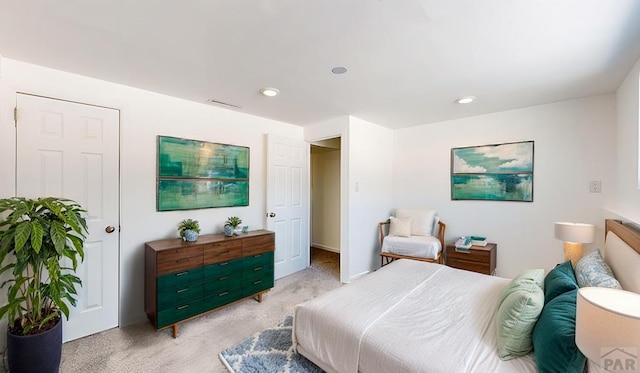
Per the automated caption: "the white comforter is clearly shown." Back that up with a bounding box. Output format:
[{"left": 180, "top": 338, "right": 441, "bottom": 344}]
[{"left": 293, "top": 260, "right": 537, "bottom": 373}]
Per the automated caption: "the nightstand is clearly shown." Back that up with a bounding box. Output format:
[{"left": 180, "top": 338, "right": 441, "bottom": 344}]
[{"left": 445, "top": 243, "right": 497, "bottom": 275}]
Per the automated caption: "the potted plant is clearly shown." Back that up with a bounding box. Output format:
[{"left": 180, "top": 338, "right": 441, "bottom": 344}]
[
  {"left": 224, "top": 216, "right": 242, "bottom": 236},
  {"left": 177, "top": 219, "right": 200, "bottom": 242},
  {"left": 0, "top": 197, "right": 88, "bottom": 373}
]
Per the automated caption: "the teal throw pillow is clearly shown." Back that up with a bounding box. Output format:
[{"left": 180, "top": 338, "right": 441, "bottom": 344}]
[
  {"left": 496, "top": 281, "right": 544, "bottom": 360},
  {"left": 575, "top": 249, "right": 622, "bottom": 289},
  {"left": 543, "top": 261, "right": 578, "bottom": 304},
  {"left": 532, "top": 289, "right": 586, "bottom": 373}
]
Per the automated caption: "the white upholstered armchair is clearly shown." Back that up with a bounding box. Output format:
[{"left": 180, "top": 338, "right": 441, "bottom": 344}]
[{"left": 379, "top": 209, "right": 446, "bottom": 266}]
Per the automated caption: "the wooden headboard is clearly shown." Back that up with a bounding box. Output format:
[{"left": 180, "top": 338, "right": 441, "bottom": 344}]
[
  {"left": 604, "top": 219, "right": 640, "bottom": 293},
  {"left": 605, "top": 219, "right": 640, "bottom": 255}
]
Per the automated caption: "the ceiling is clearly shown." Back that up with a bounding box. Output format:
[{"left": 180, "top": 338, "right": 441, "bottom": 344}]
[{"left": 1, "top": 1, "right": 640, "bottom": 129}]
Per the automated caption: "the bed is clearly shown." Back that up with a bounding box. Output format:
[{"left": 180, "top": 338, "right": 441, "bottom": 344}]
[{"left": 293, "top": 219, "right": 640, "bottom": 373}]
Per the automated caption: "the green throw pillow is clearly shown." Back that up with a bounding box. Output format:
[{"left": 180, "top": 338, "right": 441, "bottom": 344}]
[
  {"left": 497, "top": 281, "right": 544, "bottom": 360},
  {"left": 543, "top": 261, "right": 578, "bottom": 304},
  {"left": 532, "top": 289, "right": 586, "bottom": 373}
]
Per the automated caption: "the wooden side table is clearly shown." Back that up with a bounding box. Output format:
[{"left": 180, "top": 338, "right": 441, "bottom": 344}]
[{"left": 445, "top": 243, "right": 497, "bottom": 275}]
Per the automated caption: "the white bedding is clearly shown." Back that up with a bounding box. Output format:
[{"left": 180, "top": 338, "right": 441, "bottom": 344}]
[
  {"left": 293, "top": 260, "right": 537, "bottom": 373},
  {"left": 381, "top": 235, "right": 441, "bottom": 259}
]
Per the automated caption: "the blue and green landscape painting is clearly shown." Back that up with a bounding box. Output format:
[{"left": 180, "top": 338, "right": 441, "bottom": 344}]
[
  {"left": 451, "top": 141, "right": 533, "bottom": 202},
  {"left": 157, "top": 136, "right": 249, "bottom": 210}
]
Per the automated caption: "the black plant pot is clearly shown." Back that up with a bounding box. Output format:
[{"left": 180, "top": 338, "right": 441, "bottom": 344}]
[{"left": 7, "top": 318, "right": 62, "bottom": 373}]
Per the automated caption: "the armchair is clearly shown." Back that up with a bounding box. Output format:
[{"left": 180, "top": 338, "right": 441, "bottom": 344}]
[{"left": 379, "top": 209, "right": 446, "bottom": 266}]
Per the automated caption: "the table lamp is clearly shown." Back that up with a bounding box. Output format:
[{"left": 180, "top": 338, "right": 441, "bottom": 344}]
[
  {"left": 554, "top": 222, "right": 595, "bottom": 267},
  {"left": 576, "top": 287, "right": 640, "bottom": 372}
]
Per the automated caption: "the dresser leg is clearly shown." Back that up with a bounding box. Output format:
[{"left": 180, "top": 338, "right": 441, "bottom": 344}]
[
  {"left": 172, "top": 324, "right": 178, "bottom": 338},
  {"left": 257, "top": 292, "right": 263, "bottom": 303}
]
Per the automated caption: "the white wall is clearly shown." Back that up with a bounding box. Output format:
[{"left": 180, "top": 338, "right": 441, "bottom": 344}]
[
  {"left": 347, "top": 116, "right": 394, "bottom": 278},
  {"left": 615, "top": 56, "right": 640, "bottom": 223},
  {"left": 393, "top": 95, "right": 617, "bottom": 278},
  {"left": 0, "top": 58, "right": 304, "bottom": 330},
  {"left": 311, "top": 149, "right": 341, "bottom": 252}
]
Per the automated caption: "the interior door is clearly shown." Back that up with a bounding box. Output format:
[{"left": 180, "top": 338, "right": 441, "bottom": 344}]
[
  {"left": 266, "top": 134, "right": 310, "bottom": 279},
  {"left": 16, "top": 93, "right": 119, "bottom": 342}
]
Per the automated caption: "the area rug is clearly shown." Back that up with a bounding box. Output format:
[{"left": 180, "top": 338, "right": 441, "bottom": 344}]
[{"left": 219, "top": 316, "right": 324, "bottom": 373}]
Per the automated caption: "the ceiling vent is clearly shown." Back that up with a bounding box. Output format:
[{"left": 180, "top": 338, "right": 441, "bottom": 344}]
[{"left": 206, "top": 98, "right": 242, "bottom": 110}]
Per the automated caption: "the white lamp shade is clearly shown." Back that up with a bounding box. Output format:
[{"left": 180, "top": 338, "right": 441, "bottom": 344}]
[
  {"left": 576, "top": 287, "right": 640, "bottom": 372},
  {"left": 554, "top": 222, "right": 595, "bottom": 243}
]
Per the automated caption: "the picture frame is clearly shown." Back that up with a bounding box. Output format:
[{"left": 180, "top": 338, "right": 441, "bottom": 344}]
[
  {"left": 451, "top": 140, "right": 534, "bottom": 202},
  {"left": 157, "top": 136, "right": 249, "bottom": 211}
]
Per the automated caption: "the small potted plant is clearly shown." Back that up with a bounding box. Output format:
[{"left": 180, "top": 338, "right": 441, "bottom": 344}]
[
  {"left": 0, "top": 197, "right": 88, "bottom": 373},
  {"left": 178, "top": 219, "right": 200, "bottom": 242},
  {"left": 224, "top": 216, "right": 242, "bottom": 236}
]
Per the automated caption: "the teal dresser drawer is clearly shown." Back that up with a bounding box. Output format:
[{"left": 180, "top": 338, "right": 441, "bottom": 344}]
[
  {"left": 203, "top": 259, "right": 243, "bottom": 280},
  {"left": 242, "top": 251, "right": 273, "bottom": 268},
  {"left": 204, "top": 271, "right": 243, "bottom": 294},
  {"left": 157, "top": 283, "right": 203, "bottom": 311},
  {"left": 157, "top": 299, "right": 203, "bottom": 328},
  {"left": 203, "top": 288, "right": 243, "bottom": 310},
  {"left": 243, "top": 276, "right": 274, "bottom": 297},
  {"left": 157, "top": 267, "right": 203, "bottom": 290}
]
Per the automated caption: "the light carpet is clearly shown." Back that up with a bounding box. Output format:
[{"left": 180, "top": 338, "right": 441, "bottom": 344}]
[{"left": 219, "top": 316, "right": 323, "bottom": 373}]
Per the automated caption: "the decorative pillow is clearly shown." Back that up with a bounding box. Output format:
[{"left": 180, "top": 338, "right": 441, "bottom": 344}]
[
  {"left": 543, "top": 261, "right": 578, "bottom": 305},
  {"left": 575, "top": 249, "right": 622, "bottom": 289},
  {"left": 388, "top": 217, "right": 412, "bottom": 238},
  {"left": 532, "top": 289, "right": 586, "bottom": 373},
  {"left": 496, "top": 281, "right": 544, "bottom": 360},
  {"left": 498, "top": 269, "right": 545, "bottom": 305},
  {"left": 395, "top": 209, "right": 436, "bottom": 237}
]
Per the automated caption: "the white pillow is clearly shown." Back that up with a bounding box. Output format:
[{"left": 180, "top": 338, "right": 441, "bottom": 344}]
[
  {"left": 395, "top": 209, "right": 436, "bottom": 236},
  {"left": 388, "top": 217, "right": 412, "bottom": 237}
]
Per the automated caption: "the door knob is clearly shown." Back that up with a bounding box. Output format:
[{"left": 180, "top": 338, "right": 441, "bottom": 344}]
[
  {"left": 105, "top": 226, "right": 116, "bottom": 233},
  {"left": 268, "top": 212, "right": 276, "bottom": 218}
]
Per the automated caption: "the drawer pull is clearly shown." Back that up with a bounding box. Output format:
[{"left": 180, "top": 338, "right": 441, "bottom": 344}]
[
  {"left": 220, "top": 250, "right": 230, "bottom": 255},
  {"left": 177, "top": 258, "right": 190, "bottom": 263},
  {"left": 219, "top": 276, "right": 230, "bottom": 281},
  {"left": 177, "top": 305, "right": 189, "bottom": 310},
  {"left": 176, "top": 271, "right": 189, "bottom": 276},
  {"left": 219, "top": 262, "right": 229, "bottom": 266},
  {"left": 253, "top": 254, "right": 262, "bottom": 258},
  {"left": 253, "top": 280, "right": 263, "bottom": 285},
  {"left": 176, "top": 288, "right": 189, "bottom": 293},
  {"left": 253, "top": 266, "right": 263, "bottom": 272},
  {"left": 218, "top": 291, "right": 229, "bottom": 297}
]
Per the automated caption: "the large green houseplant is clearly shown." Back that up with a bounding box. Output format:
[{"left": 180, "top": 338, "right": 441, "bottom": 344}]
[{"left": 0, "top": 197, "right": 88, "bottom": 373}]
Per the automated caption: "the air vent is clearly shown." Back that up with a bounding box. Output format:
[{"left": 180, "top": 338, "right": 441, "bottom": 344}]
[{"left": 206, "top": 99, "right": 242, "bottom": 110}]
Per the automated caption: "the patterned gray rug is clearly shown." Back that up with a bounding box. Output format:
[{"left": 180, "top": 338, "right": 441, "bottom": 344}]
[{"left": 219, "top": 316, "right": 324, "bottom": 373}]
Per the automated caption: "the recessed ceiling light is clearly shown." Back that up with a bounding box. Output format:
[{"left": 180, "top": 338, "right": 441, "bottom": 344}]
[
  {"left": 331, "top": 66, "right": 347, "bottom": 74},
  {"left": 260, "top": 87, "right": 280, "bottom": 97},
  {"left": 455, "top": 96, "right": 476, "bottom": 104}
]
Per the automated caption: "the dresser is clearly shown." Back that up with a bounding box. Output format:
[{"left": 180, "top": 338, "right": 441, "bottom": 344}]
[
  {"left": 445, "top": 243, "right": 497, "bottom": 275},
  {"left": 145, "top": 230, "right": 275, "bottom": 337}
]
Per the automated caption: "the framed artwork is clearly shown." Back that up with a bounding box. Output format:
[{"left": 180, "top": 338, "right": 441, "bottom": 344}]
[
  {"left": 451, "top": 140, "right": 534, "bottom": 202},
  {"left": 157, "top": 136, "right": 249, "bottom": 211}
]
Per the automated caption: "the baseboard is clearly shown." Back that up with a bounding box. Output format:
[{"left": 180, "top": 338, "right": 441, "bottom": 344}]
[
  {"left": 348, "top": 270, "right": 370, "bottom": 282},
  {"left": 311, "top": 243, "right": 340, "bottom": 253}
]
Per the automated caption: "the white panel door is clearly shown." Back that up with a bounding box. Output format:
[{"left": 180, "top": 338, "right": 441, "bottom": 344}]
[
  {"left": 16, "top": 94, "right": 119, "bottom": 342},
  {"left": 267, "top": 135, "right": 309, "bottom": 279}
]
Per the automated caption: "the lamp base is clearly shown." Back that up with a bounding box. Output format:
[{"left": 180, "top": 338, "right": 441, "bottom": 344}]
[{"left": 564, "top": 242, "right": 584, "bottom": 268}]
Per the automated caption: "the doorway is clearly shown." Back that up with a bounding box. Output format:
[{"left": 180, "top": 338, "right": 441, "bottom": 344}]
[{"left": 310, "top": 137, "right": 341, "bottom": 279}]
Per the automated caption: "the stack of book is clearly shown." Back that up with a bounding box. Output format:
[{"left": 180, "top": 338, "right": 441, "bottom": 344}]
[{"left": 470, "top": 236, "right": 488, "bottom": 247}]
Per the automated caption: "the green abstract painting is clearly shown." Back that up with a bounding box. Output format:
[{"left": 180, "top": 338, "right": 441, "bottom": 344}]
[
  {"left": 157, "top": 136, "right": 249, "bottom": 211},
  {"left": 451, "top": 141, "right": 534, "bottom": 202}
]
